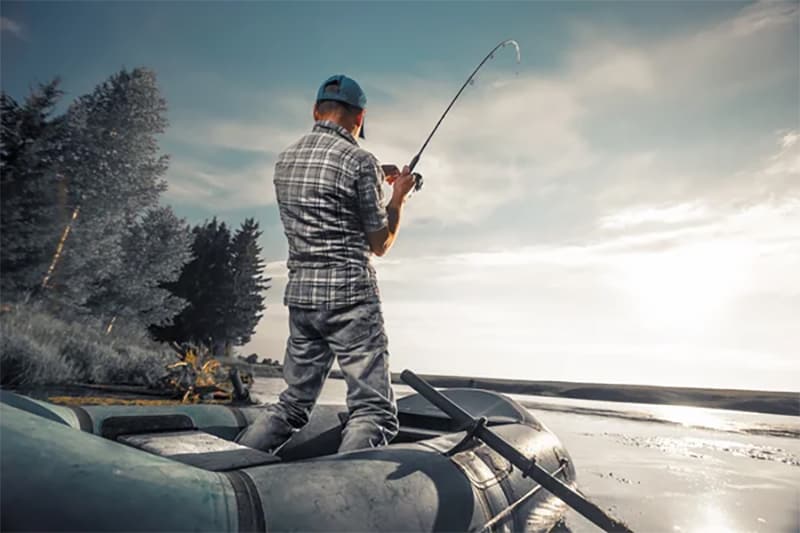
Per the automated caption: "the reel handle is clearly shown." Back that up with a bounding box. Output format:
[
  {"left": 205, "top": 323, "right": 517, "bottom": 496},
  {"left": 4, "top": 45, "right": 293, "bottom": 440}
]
[
  {"left": 412, "top": 172, "right": 423, "bottom": 192},
  {"left": 409, "top": 153, "right": 423, "bottom": 193}
]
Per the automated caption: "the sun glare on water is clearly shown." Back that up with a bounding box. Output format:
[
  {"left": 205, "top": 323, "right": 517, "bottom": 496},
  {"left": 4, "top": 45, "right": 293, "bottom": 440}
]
[
  {"left": 690, "top": 505, "right": 736, "bottom": 533},
  {"left": 652, "top": 404, "right": 731, "bottom": 432}
]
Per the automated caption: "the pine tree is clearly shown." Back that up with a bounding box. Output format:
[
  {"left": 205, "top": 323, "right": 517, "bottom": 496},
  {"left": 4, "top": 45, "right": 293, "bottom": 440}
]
[
  {"left": 0, "top": 80, "right": 66, "bottom": 298},
  {"left": 154, "top": 219, "right": 235, "bottom": 349},
  {"left": 229, "top": 218, "right": 268, "bottom": 345},
  {"left": 154, "top": 218, "right": 270, "bottom": 352}
]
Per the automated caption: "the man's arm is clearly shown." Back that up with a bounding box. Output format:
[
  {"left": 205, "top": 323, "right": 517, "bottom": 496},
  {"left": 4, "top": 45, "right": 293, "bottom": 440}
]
[{"left": 367, "top": 167, "right": 416, "bottom": 257}]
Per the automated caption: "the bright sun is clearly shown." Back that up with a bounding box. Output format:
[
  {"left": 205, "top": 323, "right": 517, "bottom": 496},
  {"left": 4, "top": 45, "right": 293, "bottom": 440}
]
[{"left": 616, "top": 241, "right": 752, "bottom": 330}]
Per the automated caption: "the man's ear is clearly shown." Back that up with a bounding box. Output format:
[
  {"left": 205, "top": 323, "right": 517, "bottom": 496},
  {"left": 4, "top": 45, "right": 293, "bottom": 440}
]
[
  {"left": 313, "top": 103, "right": 321, "bottom": 121},
  {"left": 356, "top": 108, "right": 366, "bottom": 128}
]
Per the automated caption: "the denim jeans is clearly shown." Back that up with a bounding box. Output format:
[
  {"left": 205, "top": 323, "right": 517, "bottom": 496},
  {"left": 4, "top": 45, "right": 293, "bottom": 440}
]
[{"left": 236, "top": 300, "right": 398, "bottom": 453}]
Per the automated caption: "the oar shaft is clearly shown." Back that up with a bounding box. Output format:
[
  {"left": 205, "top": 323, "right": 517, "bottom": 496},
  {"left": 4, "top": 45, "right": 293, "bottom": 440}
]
[{"left": 400, "top": 370, "right": 633, "bottom": 532}]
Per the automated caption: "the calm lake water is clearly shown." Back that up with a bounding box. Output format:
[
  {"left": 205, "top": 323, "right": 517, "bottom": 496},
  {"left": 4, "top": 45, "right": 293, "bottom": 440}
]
[{"left": 252, "top": 377, "right": 800, "bottom": 533}]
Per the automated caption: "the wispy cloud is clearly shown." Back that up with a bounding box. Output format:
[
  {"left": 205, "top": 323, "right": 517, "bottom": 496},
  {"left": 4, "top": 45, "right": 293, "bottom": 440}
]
[
  {"left": 364, "top": 2, "right": 796, "bottom": 225},
  {"left": 168, "top": 119, "right": 303, "bottom": 155},
  {"left": 254, "top": 197, "right": 800, "bottom": 388},
  {"left": 600, "top": 200, "right": 756, "bottom": 233},
  {"left": 249, "top": 132, "right": 800, "bottom": 390},
  {"left": 164, "top": 158, "right": 276, "bottom": 209},
  {"left": 0, "top": 17, "right": 25, "bottom": 39},
  {"left": 167, "top": 1, "right": 797, "bottom": 240}
]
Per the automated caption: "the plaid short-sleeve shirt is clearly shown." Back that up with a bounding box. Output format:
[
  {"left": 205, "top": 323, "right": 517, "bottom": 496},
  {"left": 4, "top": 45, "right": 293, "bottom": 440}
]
[{"left": 274, "top": 120, "right": 388, "bottom": 309}]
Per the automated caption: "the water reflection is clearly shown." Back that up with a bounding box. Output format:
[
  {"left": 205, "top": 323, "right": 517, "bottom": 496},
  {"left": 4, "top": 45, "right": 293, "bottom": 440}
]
[
  {"left": 651, "top": 404, "right": 732, "bottom": 432},
  {"left": 689, "top": 505, "right": 734, "bottom": 533}
]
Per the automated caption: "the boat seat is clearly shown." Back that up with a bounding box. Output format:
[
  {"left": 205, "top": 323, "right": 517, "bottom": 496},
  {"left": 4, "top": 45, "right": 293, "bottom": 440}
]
[{"left": 118, "top": 430, "right": 281, "bottom": 471}]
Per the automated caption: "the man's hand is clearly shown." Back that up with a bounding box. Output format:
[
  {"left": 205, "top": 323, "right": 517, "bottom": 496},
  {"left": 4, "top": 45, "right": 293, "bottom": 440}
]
[
  {"left": 367, "top": 165, "right": 415, "bottom": 257},
  {"left": 388, "top": 165, "right": 416, "bottom": 205},
  {"left": 381, "top": 164, "right": 400, "bottom": 180}
]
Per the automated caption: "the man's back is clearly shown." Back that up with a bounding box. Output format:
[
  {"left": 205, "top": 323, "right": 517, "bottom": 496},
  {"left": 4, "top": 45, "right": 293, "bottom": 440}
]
[
  {"left": 236, "top": 75, "right": 417, "bottom": 455},
  {"left": 274, "top": 120, "right": 387, "bottom": 309}
]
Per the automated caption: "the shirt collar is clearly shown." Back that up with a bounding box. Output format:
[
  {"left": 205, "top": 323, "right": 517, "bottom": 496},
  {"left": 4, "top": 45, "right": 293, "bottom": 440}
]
[{"left": 313, "top": 120, "right": 358, "bottom": 145}]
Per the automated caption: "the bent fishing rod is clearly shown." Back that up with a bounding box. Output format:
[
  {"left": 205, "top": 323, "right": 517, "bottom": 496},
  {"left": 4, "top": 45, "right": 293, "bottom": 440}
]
[{"left": 406, "top": 39, "right": 521, "bottom": 192}]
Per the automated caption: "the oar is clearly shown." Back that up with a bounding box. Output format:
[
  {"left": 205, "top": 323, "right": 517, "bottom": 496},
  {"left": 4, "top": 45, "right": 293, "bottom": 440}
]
[{"left": 400, "top": 370, "right": 633, "bottom": 532}]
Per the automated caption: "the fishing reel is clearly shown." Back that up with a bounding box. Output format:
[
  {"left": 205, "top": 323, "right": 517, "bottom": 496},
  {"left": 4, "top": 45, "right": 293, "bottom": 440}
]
[
  {"left": 381, "top": 165, "right": 423, "bottom": 193},
  {"left": 412, "top": 173, "right": 423, "bottom": 192}
]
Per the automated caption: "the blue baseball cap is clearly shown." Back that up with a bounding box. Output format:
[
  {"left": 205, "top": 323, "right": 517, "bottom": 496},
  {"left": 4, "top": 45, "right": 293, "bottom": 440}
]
[{"left": 316, "top": 74, "right": 367, "bottom": 139}]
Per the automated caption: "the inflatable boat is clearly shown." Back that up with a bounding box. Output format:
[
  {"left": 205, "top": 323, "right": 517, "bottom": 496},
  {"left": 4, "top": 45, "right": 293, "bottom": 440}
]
[{"left": 0, "top": 385, "right": 575, "bottom": 532}]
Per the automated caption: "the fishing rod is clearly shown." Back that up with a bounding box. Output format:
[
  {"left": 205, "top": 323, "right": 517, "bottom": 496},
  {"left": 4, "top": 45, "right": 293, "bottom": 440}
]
[{"left": 407, "top": 39, "right": 521, "bottom": 192}]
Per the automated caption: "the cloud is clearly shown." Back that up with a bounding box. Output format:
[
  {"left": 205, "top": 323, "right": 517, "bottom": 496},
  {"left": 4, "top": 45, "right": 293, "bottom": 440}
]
[
  {"left": 167, "top": 1, "right": 797, "bottom": 237},
  {"left": 264, "top": 260, "right": 288, "bottom": 280},
  {"left": 233, "top": 3, "right": 798, "bottom": 390},
  {"left": 367, "top": 2, "right": 796, "bottom": 226},
  {"left": 599, "top": 202, "right": 708, "bottom": 231},
  {"left": 569, "top": 0, "right": 798, "bottom": 98},
  {"left": 0, "top": 17, "right": 24, "bottom": 39},
  {"left": 246, "top": 131, "right": 800, "bottom": 390},
  {"left": 163, "top": 158, "right": 276, "bottom": 209},
  {"left": 249, "top": 195, "right": 800, "bottom": 388},
  {"left": 168, "top": 119, "right": 304, "bottom": 155},
  {"left": 759, "top": 130, "right": 800, "bottom": 192}
]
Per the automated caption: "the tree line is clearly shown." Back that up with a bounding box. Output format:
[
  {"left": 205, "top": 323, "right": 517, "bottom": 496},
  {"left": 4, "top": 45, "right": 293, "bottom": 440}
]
[{"left": 1, "top": 68, "right": 268, "bottom": 354}]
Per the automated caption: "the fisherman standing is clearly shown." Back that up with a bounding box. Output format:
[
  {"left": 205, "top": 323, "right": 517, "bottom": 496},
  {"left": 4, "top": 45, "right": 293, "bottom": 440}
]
[{"left": 236, "top": 75, "right": 416, "bottom": 453}]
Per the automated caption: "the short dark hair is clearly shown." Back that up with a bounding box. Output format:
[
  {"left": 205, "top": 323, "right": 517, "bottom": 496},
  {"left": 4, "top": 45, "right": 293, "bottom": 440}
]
[{"left": 316, "top": 81, "right": 360, "bottom": 115}]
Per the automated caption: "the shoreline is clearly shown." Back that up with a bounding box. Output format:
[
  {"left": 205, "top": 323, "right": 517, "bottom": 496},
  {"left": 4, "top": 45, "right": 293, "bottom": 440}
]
[{"left": 373, "top": 372, "right": 799, "bottom": 417}]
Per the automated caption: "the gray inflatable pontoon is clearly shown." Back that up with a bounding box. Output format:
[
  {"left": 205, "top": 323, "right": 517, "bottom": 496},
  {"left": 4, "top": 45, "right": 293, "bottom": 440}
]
[{"left": 0, "top": 388, "right": 574, "bottom": 532}]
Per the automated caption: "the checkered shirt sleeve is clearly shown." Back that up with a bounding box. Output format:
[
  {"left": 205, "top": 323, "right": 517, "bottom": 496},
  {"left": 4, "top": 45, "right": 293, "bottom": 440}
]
[{"left": 356, "top": 156, "right": 388, "bottom": 232}]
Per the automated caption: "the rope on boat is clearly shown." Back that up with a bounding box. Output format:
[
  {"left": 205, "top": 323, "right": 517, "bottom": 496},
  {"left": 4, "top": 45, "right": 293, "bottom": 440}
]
[{"left": 473, "top": 461, "right": 569, "bottom": 532}]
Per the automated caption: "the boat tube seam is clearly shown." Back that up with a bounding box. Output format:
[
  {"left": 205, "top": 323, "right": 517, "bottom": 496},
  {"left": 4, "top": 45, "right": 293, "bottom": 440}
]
[
  {"left": 491, "top": 457, "right": 519, "bottom": 531},
  {"left": 67, "top": 405, "right": 93, "bottom": 432},
  {"left": 226, "top": 406, "right": 248, "bottom": 430},
  {"left": 100, "top": 414, "right": 196, "bottom": 440},
  {"left": 222, "top": 470, "right": 267, "bottom": 533},
  {"left": 473, "top": 462, "right": 569, "bottom": 533}
]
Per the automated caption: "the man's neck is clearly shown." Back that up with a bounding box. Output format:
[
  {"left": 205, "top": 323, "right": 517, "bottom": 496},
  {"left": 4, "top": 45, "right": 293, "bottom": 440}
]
[{"left": 318, "top": 116, "right": 357, "bottom": 138}]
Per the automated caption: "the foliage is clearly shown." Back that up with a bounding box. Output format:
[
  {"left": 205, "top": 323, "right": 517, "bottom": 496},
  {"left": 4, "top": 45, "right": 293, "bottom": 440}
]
[
  {"left": 154, "top": 218, "right": 269, "bottom": 351},
  {"left": 0, "top": 80, "right": 65, "bottom": 297},
  {"left": 1, "top": 68, "right": 191, "bottom": 329},
  {"left": 0, "top": 67, "right": 269, "bottom": 387},
  {"left": 230, "top": 218, "right": 268, "bottom": 345},
  {"left": 0, "top": 303, "right": 171, "bottom": 387},
  {"left": 51, "top": 67, "right": 172, "bottom": 308},
  {"left": 87, "top": 206, "right": 192, "bottom": 328}
]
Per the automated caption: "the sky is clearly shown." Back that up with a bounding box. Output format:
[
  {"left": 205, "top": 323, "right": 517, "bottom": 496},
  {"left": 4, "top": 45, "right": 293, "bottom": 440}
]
[{"left": 2, "top": 1, "right": 798, "bottom": 391}]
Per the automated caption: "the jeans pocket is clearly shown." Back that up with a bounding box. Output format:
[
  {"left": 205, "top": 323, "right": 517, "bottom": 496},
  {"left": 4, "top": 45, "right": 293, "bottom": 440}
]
[{"left": 330, "top": 301, "right": 384, "bottom": 351}]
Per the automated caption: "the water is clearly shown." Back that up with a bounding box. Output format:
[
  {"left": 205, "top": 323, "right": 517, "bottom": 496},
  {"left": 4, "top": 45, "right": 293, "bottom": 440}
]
[{"left": 251, "top": 378, "right": 800, "bottom": 533}]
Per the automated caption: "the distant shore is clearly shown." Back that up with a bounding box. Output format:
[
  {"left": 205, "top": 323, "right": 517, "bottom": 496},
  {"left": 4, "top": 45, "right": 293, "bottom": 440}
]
[{"left": 328, "top": 370, "right": 798, "bottom": 417}]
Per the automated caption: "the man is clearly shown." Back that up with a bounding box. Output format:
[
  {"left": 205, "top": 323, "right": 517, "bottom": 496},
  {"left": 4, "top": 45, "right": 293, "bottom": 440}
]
[{"left": 236, "top": 74, "right": 416, "bottom": 453}]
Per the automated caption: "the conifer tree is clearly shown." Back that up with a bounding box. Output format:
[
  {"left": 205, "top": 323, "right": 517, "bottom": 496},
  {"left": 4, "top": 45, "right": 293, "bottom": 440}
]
[
  {"left": 154, "top": 219, "right": 235, "bottom": 349},
  {"left": 229, "top": 218, "right": 268, "bottom": 345},
  {"left": 154, "top": 218, "right": 269, "bottom": 352},
  {"left": 0, "top": 80, "right": 66, "bottom": 297}
]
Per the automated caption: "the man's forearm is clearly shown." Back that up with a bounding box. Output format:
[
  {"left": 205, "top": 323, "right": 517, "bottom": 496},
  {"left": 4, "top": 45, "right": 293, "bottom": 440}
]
[
  {"left": 387, "top": 197, "right": 403, "bottom": 235},
  {"left": 383, "top": 197, "right": 404, "bottom": 253}
]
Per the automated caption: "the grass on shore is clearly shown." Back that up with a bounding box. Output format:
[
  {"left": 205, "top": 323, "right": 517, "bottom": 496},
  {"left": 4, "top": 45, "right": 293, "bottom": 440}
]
[{"left": 0, "top": 302, "right": 172, "bottom": 388}]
